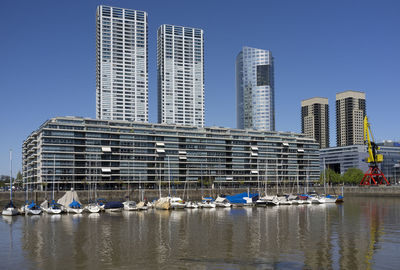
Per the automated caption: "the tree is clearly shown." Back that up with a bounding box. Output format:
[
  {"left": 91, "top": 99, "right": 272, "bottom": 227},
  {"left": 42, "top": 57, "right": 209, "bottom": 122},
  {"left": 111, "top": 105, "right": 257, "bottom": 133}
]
[
  {"left": 343, "top": 168, "right": 364, "bottom": 185},
  {"left": 16, "top": 171, "right": 22, "bottom": 181},
  {"left": 320, "top": 169, "right": 342, "bottom": 185}
]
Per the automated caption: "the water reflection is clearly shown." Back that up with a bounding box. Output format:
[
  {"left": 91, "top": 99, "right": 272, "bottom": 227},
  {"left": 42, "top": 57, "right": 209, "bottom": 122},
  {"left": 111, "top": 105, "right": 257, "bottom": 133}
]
[{"left": 0, "top": 198, "right": 399, "bottom": 269}]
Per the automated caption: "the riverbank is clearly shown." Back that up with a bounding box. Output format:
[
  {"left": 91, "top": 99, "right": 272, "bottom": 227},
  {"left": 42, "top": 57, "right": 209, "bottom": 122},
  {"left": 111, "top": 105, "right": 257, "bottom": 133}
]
[{"left": 1, "top": 186, "right": 399, "bottom": 205}]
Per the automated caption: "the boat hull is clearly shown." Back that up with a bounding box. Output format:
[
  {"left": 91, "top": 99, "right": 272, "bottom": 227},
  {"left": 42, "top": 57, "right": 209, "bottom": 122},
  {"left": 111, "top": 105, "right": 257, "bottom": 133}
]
[
  {"left": 2, "top": 207, "right": 19, "bottom": 216},
  {"left": 45, "top": 208, "right": 62, "bottom": 214}
]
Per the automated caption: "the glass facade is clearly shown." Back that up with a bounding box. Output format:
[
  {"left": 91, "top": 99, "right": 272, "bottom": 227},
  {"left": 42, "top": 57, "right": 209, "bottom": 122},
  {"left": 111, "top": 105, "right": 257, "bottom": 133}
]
[
  {"left": 23, "top": 117, "right": 320, "bottom": 189},
  {"left": 96, "top": 6, "right": 148, "bottom": 122},
  {"left": 157, "top": 25, "right": 204, "bottom": 127},
  {"left": 236, "top": 46, "right": 275, "bottom": 131}
]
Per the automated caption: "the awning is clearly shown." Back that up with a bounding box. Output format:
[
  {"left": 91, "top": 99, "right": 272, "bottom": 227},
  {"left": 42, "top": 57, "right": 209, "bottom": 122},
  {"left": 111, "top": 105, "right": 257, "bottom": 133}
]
[
  {"left": 101, "top": 168, "right": 111, "bottom": 173},
  {"left": 179, "top": 156, "right": 187, "bottom": 159},
  {"left": 156, "top": 142, "right": 165, "bottom": 146},
  {"left": 226, "top": 177, "right": 233, "bottom": 180},
  {"left": 179, "top": 151, "right": 187, "bottom": 155},
  {"left": 156, "top": 149, "right": 165, "bottom": 153},
  {"left": 251, "top": 170, "right": 259, "bottom": 174},
  {"left": 251, "top": 146, "right": 258, "bottom": 151},
  {"left": 297, "top": 149, "right": 304, "bottom": 152},
  {"left": 102, "top": 147, "right": 111, "bottom": 152},
  {"left": 251, "top": 152, "right": 258, "bottom": 156},
  {"left": 283, "top": 142, "right": 289, "bottom": 147}
]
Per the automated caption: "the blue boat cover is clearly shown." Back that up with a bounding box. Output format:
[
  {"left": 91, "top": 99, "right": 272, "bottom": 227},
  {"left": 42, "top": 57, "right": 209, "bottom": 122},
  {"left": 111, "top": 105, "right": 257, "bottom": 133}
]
[
  {"left": 104, "top": 201, "right": 123, "bottom": 209},
  {"left": 226, "top": 192, "right": 259, "bottom": 204},
  {"left": 28, "top": 201, "right": 36, "bottom": 209},
  {"left": 69, "top": 200, "right": 81, "bottom": 208}
]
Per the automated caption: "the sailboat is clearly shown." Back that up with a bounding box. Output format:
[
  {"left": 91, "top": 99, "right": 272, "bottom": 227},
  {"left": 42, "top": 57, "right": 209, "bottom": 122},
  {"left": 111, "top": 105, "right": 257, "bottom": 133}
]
[
  {"left": 317, "top": 158, "right": 336, "bottom": 204},
  {"left": 87, "top": 156, "right": 101, "bottom": 213},
  {"left": 154, "top": 161, "right": 171, "bottom": 210},
  {"left": 43, "top": 155, "right": 62, "bottom": 214},
  {"left": 136, "top": 174, "right": 148, "bottom": 210},
  {"left": 256, "top": 163, "right": 278, "bottom": 206},
  {"left": 2, "top": 150, "right": 19, "bottom": 216},
  {"left": 123, "top": 173, "right": 138, "bottom": 211}
]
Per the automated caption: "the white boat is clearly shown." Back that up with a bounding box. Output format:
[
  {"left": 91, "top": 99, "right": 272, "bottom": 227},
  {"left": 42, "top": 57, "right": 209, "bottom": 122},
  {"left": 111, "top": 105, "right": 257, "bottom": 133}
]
[
  {"left": 310, "top": 195, "right": 324, "bottom": 204},
  {"left": 185, "top": 201, "right": 199, "bottom": 209},
  {"left": 199, "top": 197, "right": 216, "bottom": 208},
  {"left": 66, "top": 200, "right": 84, "bottom": 214},
  {"left": 123, "top": 201, "right": 138, "bottom": 211},
  {"left": 215, "top": 196, "right": 232, "bottom": 208},
  {"left": 276, "top": 195, "right": 292, "bottom": 205},
  {"left": 2, "top": 201, "right": 19, "bottom": 216},
  {"left": 287, "top": 194, "right": 300, "bottom": 205},
  {"left": 25, "top": 202, "right": 42, "bottom": 215},
  {"left": 41, "top": 200, "right": 62, "bottom": 214},
  {"left": 2, "top": 151, "right": 18, "bottom": 216},
  {"left": 256, "top": 195, "right": 278, "bottom": 206},
  {"left": 319, "top": 195, "right": 337, "bottom": 204},
  {"left": 170, "top": 197, "right": 186, "bottom": 209},
  {"left": 86, "top": 203, "right": 101, "bottom": 213}
]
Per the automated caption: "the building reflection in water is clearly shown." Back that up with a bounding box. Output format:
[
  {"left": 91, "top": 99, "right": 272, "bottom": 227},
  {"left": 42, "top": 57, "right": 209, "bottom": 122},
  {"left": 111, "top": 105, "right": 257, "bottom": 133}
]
[{"left": 7, "top": 197, "right": 399, "bottom": 269}]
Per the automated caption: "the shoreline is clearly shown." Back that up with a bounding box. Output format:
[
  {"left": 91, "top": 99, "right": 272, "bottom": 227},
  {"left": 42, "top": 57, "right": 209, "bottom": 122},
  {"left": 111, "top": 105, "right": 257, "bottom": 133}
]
[{"left": 1, "top": 186, "right": 399, "bottom": 205}]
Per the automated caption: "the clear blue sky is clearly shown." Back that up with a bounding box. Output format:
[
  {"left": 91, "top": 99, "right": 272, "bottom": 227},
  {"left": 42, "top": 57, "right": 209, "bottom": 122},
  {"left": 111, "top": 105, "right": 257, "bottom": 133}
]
[{"left": 1, "top": 0, "right": 399, "bottom": 176}]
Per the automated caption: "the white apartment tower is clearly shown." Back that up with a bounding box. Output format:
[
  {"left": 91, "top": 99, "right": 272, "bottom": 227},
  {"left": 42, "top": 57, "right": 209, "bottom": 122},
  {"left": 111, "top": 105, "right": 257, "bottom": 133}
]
[
  {"left": 157, "top": 25, "right": 204, "bottom": 127},
  {"left": 96, "top": 6, "right": 148, "bottom": 122},
  {"left": 336, "top": 90, "right": 366, "bottom": 146},
  {"left": 236, "top": 46, "right": 275, "bottom": 131},
  {"left": 301, "top": 97, "right": 330, "bottom": 149}
]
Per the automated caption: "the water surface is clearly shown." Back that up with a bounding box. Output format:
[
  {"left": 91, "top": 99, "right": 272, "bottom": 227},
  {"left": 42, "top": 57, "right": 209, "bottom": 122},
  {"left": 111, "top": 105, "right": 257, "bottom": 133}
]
[{"left": 1, "top": 197, "right": 400, "bottom": 269}]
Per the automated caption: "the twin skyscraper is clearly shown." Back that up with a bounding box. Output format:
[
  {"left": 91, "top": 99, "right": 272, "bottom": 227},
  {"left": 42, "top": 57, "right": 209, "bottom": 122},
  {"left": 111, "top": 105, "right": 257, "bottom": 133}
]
[{"left": 96, "top": 5, "right": 275, "bottom": 131}]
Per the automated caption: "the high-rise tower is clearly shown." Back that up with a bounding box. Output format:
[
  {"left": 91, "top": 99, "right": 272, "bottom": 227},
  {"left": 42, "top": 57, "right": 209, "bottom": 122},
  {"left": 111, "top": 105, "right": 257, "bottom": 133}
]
[
  {"left": 96, "top": 6, "right": 148, "bottom": 122},
  {"left": 301, "top": 97, "right": 329, "bottom": 149},
  {"left": 157, "top": 24, "right": 204, "bottom": 127},
  {"left": 236, "top": 46, "right": 275, "bottom": 131},
  {"left": 336, "top": 90, "right": 366, "bottom": 146}
]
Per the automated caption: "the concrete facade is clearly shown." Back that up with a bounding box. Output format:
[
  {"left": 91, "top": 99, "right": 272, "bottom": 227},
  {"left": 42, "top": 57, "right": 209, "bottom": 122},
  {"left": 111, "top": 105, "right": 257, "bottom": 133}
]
[
  {"left": 301, "top": 97, "right": 329, "bottom": 149},
  {"left": 23, "top": 116, "right": 320, "bottom": 190},
  {"left": 336, "top": 90, "right": 366, "bottom": 146},
  {"left": 157, "top": 25, "right": 204, "bottom": 127},
  {"left": 96, "top": 6, "right": 148, "bottom": 122}
]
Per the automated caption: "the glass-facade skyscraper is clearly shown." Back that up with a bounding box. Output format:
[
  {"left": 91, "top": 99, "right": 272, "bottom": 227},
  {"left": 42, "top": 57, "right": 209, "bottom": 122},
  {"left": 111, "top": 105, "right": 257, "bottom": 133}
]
[
  {"left": 236, "top": 46, "right": 275, "bottom": 131},
  {"left": 157, "top": 24, "right": 204, "bottom": 127},
  {"left": 96, "top": 6, "right": 148, "bottom": 122}
]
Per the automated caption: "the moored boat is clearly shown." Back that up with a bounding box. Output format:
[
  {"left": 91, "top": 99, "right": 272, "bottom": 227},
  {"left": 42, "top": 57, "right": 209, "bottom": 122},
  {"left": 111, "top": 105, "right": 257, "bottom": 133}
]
[
  {"left": 154, "top": 197, "right": 171, "bottom": 210},
  {"left": 170, "top": 197, "right": 186, "bottom": 209},
  {"left": 104, "top": 201, "right": 124, "bottom": 212},
  {"left": 2, "top": 201, "right": 19, "bottom": 216},
  {"left": 123, "top": 201, "right": 138, "bottom": 211},
  {"left": 215, "top": 196, "right": 232, "bottom": 208}
]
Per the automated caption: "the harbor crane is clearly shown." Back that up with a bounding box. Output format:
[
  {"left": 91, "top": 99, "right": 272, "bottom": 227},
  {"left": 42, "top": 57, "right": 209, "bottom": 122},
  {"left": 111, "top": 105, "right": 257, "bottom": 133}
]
[{"left": 360, "top": 116, "right": 390, "bottom": 185}]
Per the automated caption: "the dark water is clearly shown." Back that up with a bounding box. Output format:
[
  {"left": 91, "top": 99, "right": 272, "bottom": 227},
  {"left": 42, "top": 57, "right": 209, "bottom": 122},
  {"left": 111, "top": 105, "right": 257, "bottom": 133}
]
[{"left": 1, "top": 197, "right": 400, "bottom": 270}]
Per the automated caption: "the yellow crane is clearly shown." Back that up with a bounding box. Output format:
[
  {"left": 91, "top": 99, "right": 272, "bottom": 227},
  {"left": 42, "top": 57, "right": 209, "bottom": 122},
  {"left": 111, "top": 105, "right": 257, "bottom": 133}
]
[{"left": 360, "top": 116, "right": 389, "bottom": 185}]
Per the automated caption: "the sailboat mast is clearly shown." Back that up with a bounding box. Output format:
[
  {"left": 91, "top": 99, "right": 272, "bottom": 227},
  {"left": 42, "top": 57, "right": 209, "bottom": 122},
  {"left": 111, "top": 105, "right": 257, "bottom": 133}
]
[
  {"left": 323, "top": 158, "right": 327, "bottom": 194},
  {"left": 168, "top": 156, "right": 171, "bottom": 196},
  {"left": 9, "top": 150, "right": 12, "bottom": 202},
  {"left": 297, "top": 164, "right": 299, "bottom": 194},
  {"left": 276, "top": 161, "right": 278, "bottom": 195},
  {"left": 158, "top": 162, "right": 161, "bottom": 198},
  {"left": 53, "top": 155, "right": 55, "bottom": 200}
]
